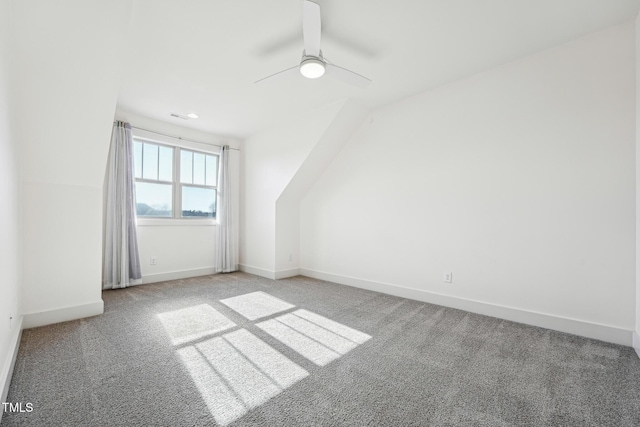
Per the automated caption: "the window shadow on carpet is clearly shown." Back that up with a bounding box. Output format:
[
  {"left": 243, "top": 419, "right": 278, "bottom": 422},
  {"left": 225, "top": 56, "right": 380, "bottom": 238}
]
[{"left": 158, "top": 292, "right": 371, "bottom": 426}]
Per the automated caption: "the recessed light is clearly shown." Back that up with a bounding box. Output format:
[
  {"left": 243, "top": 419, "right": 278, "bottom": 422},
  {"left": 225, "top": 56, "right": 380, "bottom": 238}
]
[{"left": 187, "top": 113, "right": 199, "bottom": 119}]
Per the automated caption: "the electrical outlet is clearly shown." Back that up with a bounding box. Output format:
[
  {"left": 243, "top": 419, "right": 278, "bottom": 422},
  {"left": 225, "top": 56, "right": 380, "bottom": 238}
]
[
  {"left": 288, "top": 253, "right": 293, "bottom": 262},
  {"left": 150, "top": 257, "right": 157, "bottom": 265},
  {"left": 443, "top": 272, "right": 453, "bottom": 283}
]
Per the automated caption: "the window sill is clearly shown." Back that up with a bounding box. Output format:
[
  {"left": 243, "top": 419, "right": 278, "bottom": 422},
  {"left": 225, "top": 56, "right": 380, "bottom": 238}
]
[{"left": 136, "top": 218, "right": 217, "bottom": 226}]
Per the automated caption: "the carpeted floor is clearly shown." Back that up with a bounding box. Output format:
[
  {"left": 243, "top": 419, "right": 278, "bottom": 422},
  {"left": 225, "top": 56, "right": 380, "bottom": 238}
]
[{"left": 3, "top": 272, "right": 640, "bottom": 426}]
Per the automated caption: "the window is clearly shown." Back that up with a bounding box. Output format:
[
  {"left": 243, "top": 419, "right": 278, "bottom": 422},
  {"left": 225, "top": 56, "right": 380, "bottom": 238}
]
[{"left": 133, "top": 139, "right": 218, "bottom": 219}]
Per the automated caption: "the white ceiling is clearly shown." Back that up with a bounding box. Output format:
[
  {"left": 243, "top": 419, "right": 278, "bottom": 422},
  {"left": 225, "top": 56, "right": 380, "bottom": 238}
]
[{"left": 116, "top": 0, "right": 640, "bottom": 139}]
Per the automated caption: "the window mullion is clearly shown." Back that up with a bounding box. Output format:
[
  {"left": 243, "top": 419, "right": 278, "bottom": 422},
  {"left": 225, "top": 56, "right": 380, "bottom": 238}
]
[
  {"left": 156, "top": 145, "right": 160, "bottom": 181},
  {"left": 174, "top": 147, "right": 180, "bottom": 218}
]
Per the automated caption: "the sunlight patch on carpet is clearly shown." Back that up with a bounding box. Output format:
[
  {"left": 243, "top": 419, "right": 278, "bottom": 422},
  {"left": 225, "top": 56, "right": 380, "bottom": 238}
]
[
  {"left": 178, "top": 329, "right": 308, "bottom": 426},
  {"left": 158, "top": 304, "right": 236, "bottom": 345},
  {"left": 257, "top": 309, "right": 371, "bottom": 366},
  {"left": 169, "top": 294, "right": 371, "bottom": 424},
  {"left": 220, "top": 291, "right": 295, "bottom": 320}
]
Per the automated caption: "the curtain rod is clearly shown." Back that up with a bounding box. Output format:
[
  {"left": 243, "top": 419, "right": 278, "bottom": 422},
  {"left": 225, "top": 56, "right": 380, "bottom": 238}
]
[{"left": 115, "top": 122, "right": 240, "bottom": 151}]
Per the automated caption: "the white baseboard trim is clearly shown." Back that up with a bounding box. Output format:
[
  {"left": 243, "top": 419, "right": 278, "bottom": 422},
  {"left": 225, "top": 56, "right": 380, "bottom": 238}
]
[
  {"left": 275, "top": 268, "right": 300, "bottom": 279},
  {"left": 237, "top": 265, "right": 300, "bottom": 280},
  {"left": 299, "top": 268, "right": 632, "bottom": 347},
  {"left": 633, "top": 331, "right": 640, "bottom": 358},
  {"left": 1, "top": 314, "right": 23, "bottom": 423},
  {"left": 22, "top": 300, "right": 104, "bottom": 329},
  {"left": 239, "top": 264, "right": 276, "bottom": 280},
  {"left": 142, "top": 267, "right": 216, "bottom": 285}
]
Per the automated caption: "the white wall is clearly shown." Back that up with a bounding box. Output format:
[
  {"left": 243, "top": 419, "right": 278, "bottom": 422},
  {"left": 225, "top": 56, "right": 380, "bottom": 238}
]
[
  {"left": 11, "top": 0, "right": 134, "bottom": 327},
  {"left": 0, "top": 0, "right": 21, "bottom": 405},
  {"left": 635, "top": 12, "right": 640, "bottom": 355},
  {"left": 301, "top": 23, "right": 636, "bottom": 344},
  {"left": 274, "top": 100, "right": 369, "bottom": 274},
  {"left": 240, "top": 101, "right": 346, "bottom": 275},
  {"left": 114, "top": 110, "right": 241, "bottom": 283}
]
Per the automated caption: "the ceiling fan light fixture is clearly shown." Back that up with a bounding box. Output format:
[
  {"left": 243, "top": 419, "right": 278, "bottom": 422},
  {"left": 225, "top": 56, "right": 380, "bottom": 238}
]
[
  {"left": 300, "top": 58, "right": 325, "bottom": 79},
  {"left": 254, "top": 1, "right": 370, "bottom": 87}
]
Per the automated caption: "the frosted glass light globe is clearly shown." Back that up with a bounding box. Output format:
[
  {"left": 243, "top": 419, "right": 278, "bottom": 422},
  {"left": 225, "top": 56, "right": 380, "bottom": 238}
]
[{"left": 300, "top": 58, "right": 325, "bottom": 79}]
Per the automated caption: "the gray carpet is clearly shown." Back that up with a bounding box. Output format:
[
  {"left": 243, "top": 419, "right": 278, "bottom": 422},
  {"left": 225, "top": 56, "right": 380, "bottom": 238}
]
[{"left": 3, "top": 272, "right": 640, "bottom": 426}]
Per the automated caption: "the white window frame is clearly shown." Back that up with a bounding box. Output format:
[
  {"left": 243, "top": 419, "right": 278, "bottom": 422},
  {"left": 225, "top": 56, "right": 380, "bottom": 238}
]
[{"left": 132, "top": 129, "right": 221, "bottom": 227}]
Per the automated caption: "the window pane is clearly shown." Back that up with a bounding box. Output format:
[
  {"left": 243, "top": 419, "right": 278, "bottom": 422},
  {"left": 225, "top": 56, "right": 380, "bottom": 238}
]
[
  {"left": 205, "top": 154, "right": 217, "bottom": 186},
  {"left": 135, "top": 182, "right": 173, "bottom": 217},
  {"left": 134, "top": 141, "right": 143, "bottom": 179},
  {"left": 181, "top": 186, "right": 216, "bottom": 218},
  {"left": 142, "top": 143, "right": 158, "bottom": 180},
  {"left": 193, "top": 152, "right": 206, "bottom": 185},
  {"left": 158, "top": 145, "right": 173, "bottom": 182},
  {"left": 180, "top": 150, "right": 193, "bottom": 184}
]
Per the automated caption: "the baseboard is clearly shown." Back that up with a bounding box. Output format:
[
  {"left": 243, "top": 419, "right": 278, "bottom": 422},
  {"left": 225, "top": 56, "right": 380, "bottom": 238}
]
[
  {"left": 237, "top": 265, "right": 300, "bottom": 280},
  {"left": 275, "top": 268, "right": 300, "bottom": 279},
  {"left": 299, "top": 268, "right": 632, "bottom": 346},
  {"left": 142, "top": 267, "right": 216, "bottom": 284},
  {"left": 22, "top": 300, "right": 104, "bottom": 329},
  {"left": 239, "top": 264, "right": 276, "bottom": 280},
  {"left": 1, "top": 314, "right": 23, "bottom": 423},
  {"left": 633, "top": 331, "right": 640, "bottom": 358}
]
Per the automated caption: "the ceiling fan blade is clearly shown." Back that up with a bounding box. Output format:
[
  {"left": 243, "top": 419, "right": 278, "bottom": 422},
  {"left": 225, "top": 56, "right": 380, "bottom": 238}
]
[
  {"left": 254, "top": 65, "right": 300, "bottom": 84},
  {"left": 302, "top": 0, "right": 321, "bottom": 57},
  {"left": 325, "top": 63, "right": 371, "bottom": 88}
]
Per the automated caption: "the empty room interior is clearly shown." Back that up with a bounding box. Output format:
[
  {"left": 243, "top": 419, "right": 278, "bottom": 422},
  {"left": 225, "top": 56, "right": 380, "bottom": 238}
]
[{"left": 4, "top": 0, "right": 640, "bottom": 425}]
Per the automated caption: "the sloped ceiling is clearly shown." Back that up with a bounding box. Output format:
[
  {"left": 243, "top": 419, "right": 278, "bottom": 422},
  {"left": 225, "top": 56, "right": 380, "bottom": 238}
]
[{"left": 116, "top": 0, "right": 640, "bottom": 138}]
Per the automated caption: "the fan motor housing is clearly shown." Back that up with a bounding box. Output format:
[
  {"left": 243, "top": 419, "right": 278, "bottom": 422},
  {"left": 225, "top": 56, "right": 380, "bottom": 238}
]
[{"left": 300, "top": 50, "right": 326, "bottom": 79}]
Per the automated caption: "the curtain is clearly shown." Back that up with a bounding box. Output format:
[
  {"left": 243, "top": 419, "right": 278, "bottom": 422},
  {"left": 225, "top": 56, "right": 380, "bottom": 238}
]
[
  {"left": 216, "top": 145, "right": 236, "bottom": 273},
  {"left": 103, "top": 121, "right": 142, "bottom": 289}
]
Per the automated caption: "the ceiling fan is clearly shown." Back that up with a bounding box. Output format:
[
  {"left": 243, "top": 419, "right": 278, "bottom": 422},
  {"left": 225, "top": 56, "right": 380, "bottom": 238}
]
[{"left": 255, "top": 0, "right": 371, "bottom": 88}]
